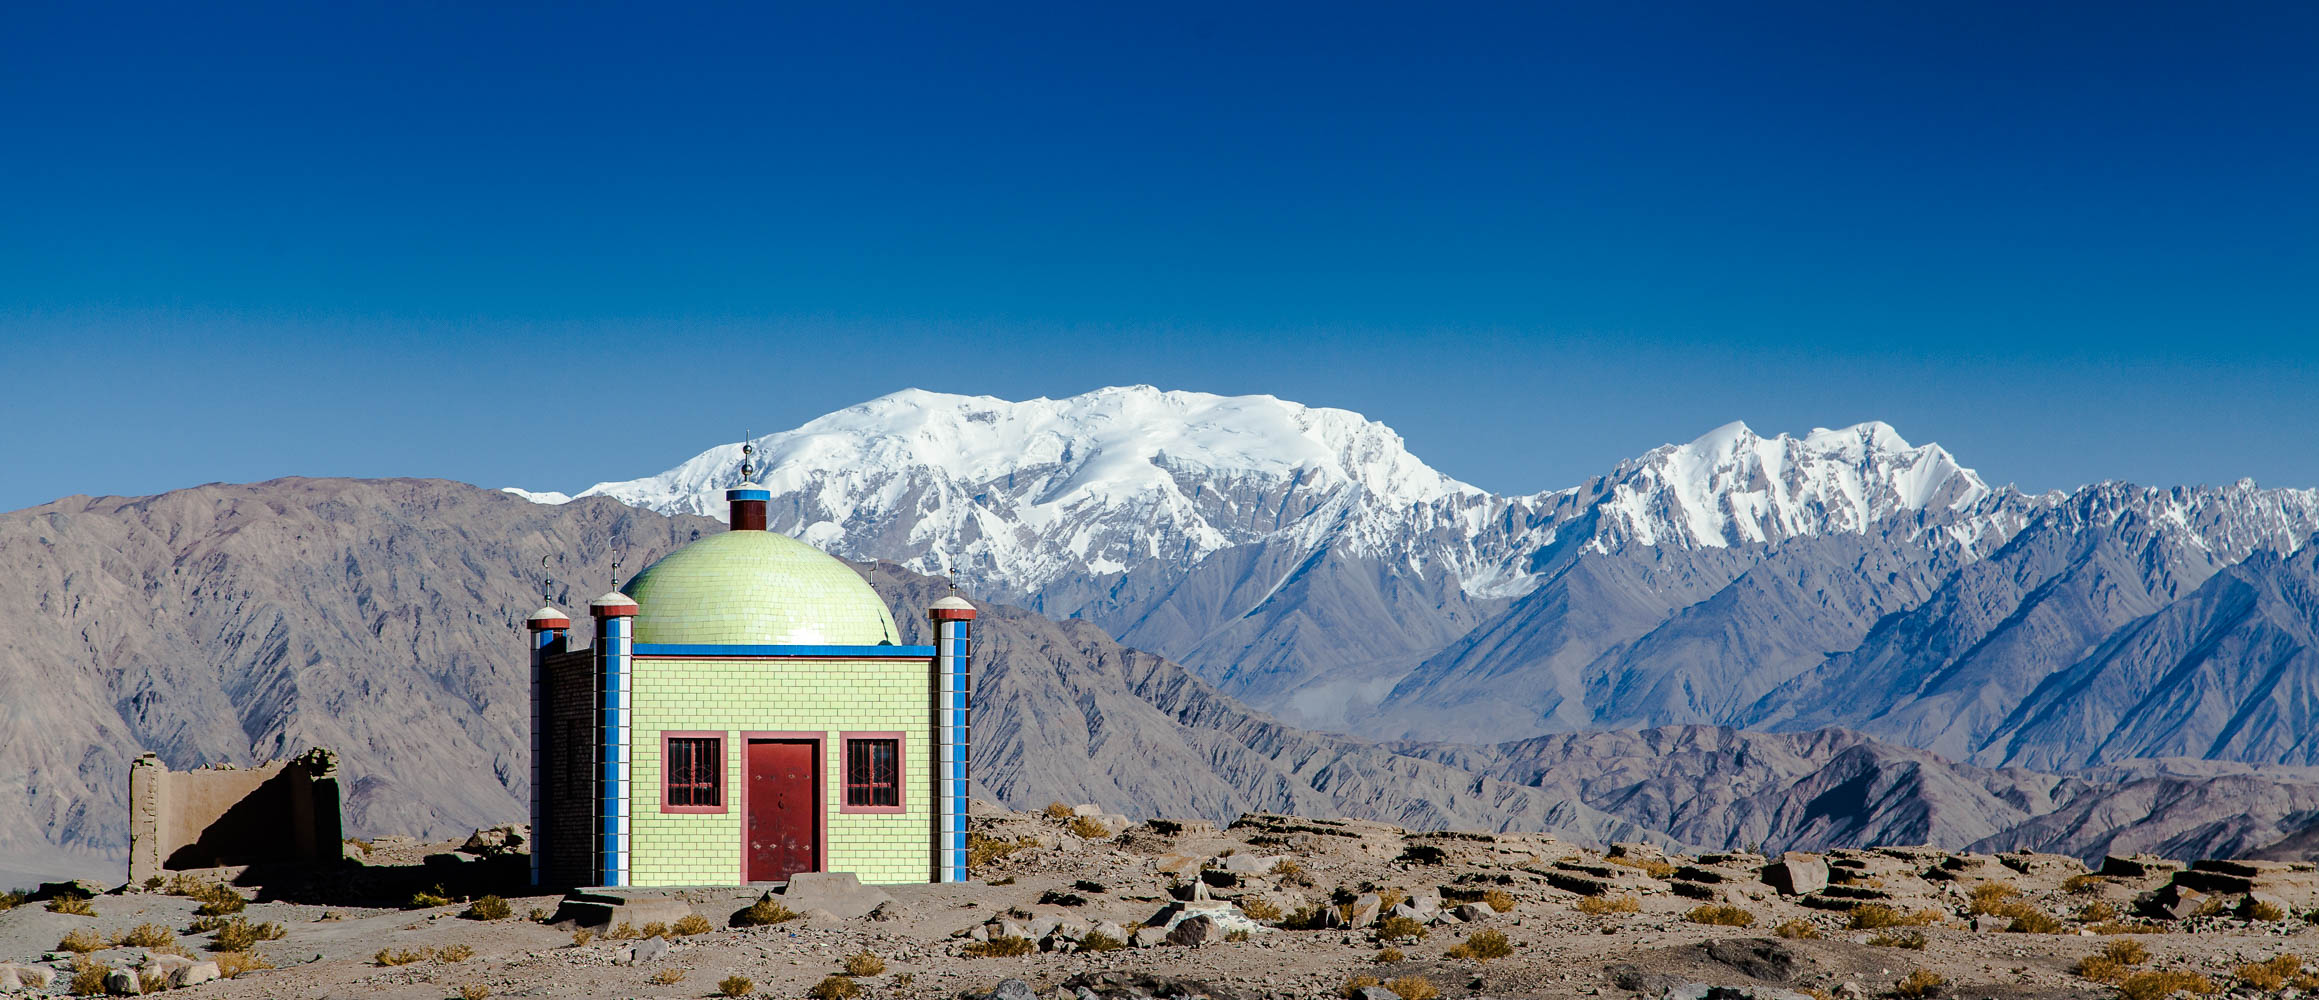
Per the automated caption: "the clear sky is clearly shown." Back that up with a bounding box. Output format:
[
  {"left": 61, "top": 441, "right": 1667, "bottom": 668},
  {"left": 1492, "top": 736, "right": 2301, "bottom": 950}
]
[{"left": 4, "top": 2, "right": 2314, "bottom": 513}]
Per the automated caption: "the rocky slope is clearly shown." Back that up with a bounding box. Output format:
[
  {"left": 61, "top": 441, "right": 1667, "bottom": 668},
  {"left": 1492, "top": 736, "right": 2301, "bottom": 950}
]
[{"left": 10, "top": 477, "right": 2319, "bottom": 878}]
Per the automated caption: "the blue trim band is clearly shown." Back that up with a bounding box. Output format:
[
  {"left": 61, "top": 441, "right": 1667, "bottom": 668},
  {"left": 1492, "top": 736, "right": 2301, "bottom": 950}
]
[
  {"left": 633, "top": 643, "right": 936, "bottom": 657},
  {"left": 724, "top": 488, "right": 772, "bottom": 501}
]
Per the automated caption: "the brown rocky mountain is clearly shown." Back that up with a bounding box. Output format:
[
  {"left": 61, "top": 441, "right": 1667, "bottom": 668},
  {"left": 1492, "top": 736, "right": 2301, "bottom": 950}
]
[{"left": 5, "top": 478, "right": 2316, "bottom": 883}]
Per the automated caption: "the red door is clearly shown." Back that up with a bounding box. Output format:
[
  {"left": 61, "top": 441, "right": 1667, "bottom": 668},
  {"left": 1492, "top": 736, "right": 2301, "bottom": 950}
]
[{"left": 746, "top": 740, "right": 818, "bottom": 882}]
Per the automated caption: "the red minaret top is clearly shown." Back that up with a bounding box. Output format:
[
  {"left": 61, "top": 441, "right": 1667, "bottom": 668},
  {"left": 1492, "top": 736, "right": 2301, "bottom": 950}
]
[{"left": 728, "top": 437, "right": 769, "bottom": 531}]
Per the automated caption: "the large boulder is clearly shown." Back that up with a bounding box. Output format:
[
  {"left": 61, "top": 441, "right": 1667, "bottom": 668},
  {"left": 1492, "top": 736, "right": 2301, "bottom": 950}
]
[
  {"left": 779, "top": 872, "right": 894, "bottom": 920},
  {"left": 1166, "top": 914, "right": 1221, "bottom": 946},
  {"left": 1763, "top": 853, "right": 1829, "bottom": 896}
]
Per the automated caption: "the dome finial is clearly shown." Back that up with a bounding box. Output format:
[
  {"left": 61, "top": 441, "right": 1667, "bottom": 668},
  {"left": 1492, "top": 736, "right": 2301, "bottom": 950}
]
[
  {"left": 740, "top": 429, "right": 755, "bottom": 484},
  {"left": 541, "top": 554, "right": 552, "bottom": 605}
]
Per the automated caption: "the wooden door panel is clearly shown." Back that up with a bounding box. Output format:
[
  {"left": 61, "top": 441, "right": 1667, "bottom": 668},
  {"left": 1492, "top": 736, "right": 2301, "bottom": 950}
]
[{"left": 746, "top": 740, "right": 817, "bottom": 882}]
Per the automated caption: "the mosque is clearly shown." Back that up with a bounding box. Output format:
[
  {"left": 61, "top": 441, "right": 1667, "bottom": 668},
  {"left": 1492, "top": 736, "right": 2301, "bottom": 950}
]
[{"left": 522, "top": 447, "right": 975, "bottom": 888}]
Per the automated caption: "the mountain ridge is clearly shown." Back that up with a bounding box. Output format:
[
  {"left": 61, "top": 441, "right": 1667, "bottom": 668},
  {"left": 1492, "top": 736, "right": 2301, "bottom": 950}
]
[{"left": 13, "top": 476, "right": 2319, "bottom": 881}]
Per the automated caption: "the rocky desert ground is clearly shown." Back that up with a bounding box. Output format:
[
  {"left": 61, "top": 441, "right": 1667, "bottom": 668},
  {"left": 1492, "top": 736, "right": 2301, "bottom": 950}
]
[{"left": 6, "top": 806, "right": 2319, "bottom": 1000}]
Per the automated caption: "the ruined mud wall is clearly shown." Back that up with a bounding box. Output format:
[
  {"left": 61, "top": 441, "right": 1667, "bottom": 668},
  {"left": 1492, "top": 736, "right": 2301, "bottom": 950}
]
[{"left": 127, "top": 748, "right": 344, "bottom": 883}]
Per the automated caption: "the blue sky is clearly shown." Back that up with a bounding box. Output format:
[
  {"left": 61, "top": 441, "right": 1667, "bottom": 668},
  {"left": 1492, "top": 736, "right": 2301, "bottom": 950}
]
[{"left": 3, "top": 2, "right": 2314, "bottom": 512}]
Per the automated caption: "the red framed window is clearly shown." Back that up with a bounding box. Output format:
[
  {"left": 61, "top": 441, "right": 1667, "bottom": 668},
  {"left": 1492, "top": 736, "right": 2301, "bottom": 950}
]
[
  {"left": 661, "top": 733, "right": 725, "bottom": 813},
  {"left": 842, "top": 735, "right": 903, "bottom": 811}
]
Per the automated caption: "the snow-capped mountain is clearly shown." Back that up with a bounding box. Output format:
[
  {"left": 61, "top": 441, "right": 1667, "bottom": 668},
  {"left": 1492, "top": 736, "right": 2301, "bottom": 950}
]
[
  {"left": 1587, "top": 420, "right": 1999, "bottom": 552},
  {"left": 517, "top": 388, "right": 2010, "bottom": 602},
  {"left": 546, "top": 387, "right": 1486, "bottom": 593},
  {"left": 505, "top": 387, "right": 2319, "bottom": 768}
]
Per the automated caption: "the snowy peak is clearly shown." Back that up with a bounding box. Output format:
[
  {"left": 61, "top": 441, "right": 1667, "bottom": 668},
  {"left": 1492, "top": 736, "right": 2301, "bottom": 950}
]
[
  {"left": 1592, "top": 421, "right": 1993, "bottom": 550},
  {"left": 553, "top": 386, "right": 1478, "bottom": 591}
]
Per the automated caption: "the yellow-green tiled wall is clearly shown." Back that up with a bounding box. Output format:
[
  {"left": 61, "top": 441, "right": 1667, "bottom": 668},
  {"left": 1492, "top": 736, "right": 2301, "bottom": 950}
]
[{"left": 628, "top": 655, "right": 931, "bottom": 886}]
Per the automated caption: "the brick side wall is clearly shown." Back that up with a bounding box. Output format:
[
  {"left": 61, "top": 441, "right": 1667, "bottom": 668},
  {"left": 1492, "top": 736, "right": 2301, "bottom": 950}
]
[
  {"left": 628, "top": 654, "right": 934, "bottom": 886},
  {"left": 541, "top": 648, "right": 596, "bottom": 888}
]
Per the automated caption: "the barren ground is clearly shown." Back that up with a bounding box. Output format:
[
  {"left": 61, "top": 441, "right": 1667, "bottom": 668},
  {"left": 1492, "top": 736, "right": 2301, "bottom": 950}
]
[{"left": 5, "top": 807, "right": 2315, "bottom": 1000}]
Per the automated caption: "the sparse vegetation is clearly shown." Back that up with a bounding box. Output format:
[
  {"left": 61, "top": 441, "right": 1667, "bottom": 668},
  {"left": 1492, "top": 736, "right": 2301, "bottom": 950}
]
[
  {"left": 2075, "top": 900, "right": 2119, "bottom": 922},
  {"left": 1481, "top": 889, "right": 1516, "bottom": 913},
  {"left": 2117, "top": 971, "right": 2216, "bottom": 1000},
  {"left": 57, "top": 927, "right": 108, "bottom": 953},
  {"left": 1066, "top": 815, "right": 1112, "bottom": 839},
  {"left": 1080, "top": 931, "right": 1126, "bottom": 953},
  {"left": 2235, "top": 955, "right": 2302, "bottom": 991},
  {"left": 407, "top": 885, "right": 454, "bottom": 909},
  {"left": 461, "top": 894, "right": 513, "bottom": 920},
  {"left": 1342, "top": 975, "right": 1382, "bottom": 998},
  {"left": 1575, "top": 894, "right": 1640, "bottom": 915},
  {"left": 1374, "top": 947, "right": 1404, "bottom": 962},
  {"left": 672, "top": 914, "right": 713, "bottom": 936},
  {"left": 730, "top": 899, "right": 798, "bottom": 927},
  {"left": 842, "top": 951, "right": 885, "bottom": 976},
  {"left": 2006, "top": 909, "right": 2064, "bottom": 934},
  {"left": 1375, "top": 915, "right": 1427, "bottom": 941},
  {"left": 458, "top": 985, "right": 489, "bottom": 1000},
  {"left": 1273, "top": 860, "right": 1313, "bottom": 886},
  {"left": 114, "top": 922, "right": 177, "bottom": 949},
  {"left": 2074, "top": 938, "right": 2151, "bottom": 983},
  {"left": 0, "top": 887, "right": 26, "bottom": 910},
  {"left": 209, "top": 917, "right": 286, "bottom": 952},
  {"left": 640, "top": 921, "right": 670, "bottom": 939},
  {"left": 1774, "top": 919, "right": 1823, "bottom": 939},
  {"left": 718, "top": 974, "right": 755, "bottom": 997},
  {"left": 1868, "top": 930, "right": 1928, "bottom": 950},
  {"left": 68, "top": 955, "right": 107, "bottom": 996},
  {"left": 2076, "top": 946, "right": 2141, "bottom": 984},
  {"left": 1603, "top": 854, "right": 1678, "bottom": 879},
  {"left": 570, "top": 929, "right": 593, "bottom": 947},
  {"left": 2073, "top": 955, "right": 2129, "bottom": 984},
  {"left": 2086, "top": 919, "right": 2163, "bottom": 935},
  {"left": 2246, "top": 899, "right": 2287, "bottom": 921},
  {"left": 2062, "top": 873, "right": 2106, "bottom": 894},
  {"left": 1044, "top": 801, "right": 1074, "bottom": 819},
  {"left": 1849, "top": 904, "right": 1937, "bottom": 929},
  {"left": 1282, "top": 905, "right": 1334, "bottom": 930},
  {"left": 1384, "top": 974, "right": 1441, "bottom": 1000},
  {"left": 807, "top": 975, "right": 863, "bottom": 1000},
  {"left": 215, "top": 949, "right": 271, "bottom": 979},
  {"left": 1893, "top": 970, "right": 1945, "bottom": 999},
  {"left": 437, "top": 944, "right": 475, "bottom": 962},
  {"left": 1685, "top": 904, "right": 1755, "bottom": 927},
  {"left": 1966, "top": 882, "right": 2019, "bottom": 915},
  {"left": 1239, "top": 896, "right": 1283, "bottom": 921},
  {"left": 608, "top": 922, "right": 640, "bottom": 939},
  {"left": 648, "top": 968, "right": 687, "bottom": 985},
  {"left": 966, "top": 833, "right": 1037, "bottom": 867},
  {"left": 46, "top": 895, "right": 97, "bottom": 916},
  {"left": 1443, "top": 928, "right": 1513, "bottom": 962},
  {"left": 376, "top": 947, "right": 434, "bottom": 966},
  {"left": 962, "top": 936, "right": 1034, "bottom": 958},
  {"left": 1226, "top": 928, "right": 1251, "bottom": 942}
]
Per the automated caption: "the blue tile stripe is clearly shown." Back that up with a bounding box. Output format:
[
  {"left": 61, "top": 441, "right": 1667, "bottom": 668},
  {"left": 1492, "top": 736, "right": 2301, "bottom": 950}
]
[{"left": 632, "top": 643, "right": 936, "bottom": 658}]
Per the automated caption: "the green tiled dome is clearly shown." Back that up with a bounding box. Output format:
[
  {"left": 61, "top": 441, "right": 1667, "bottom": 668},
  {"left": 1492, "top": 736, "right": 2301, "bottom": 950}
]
[{"left": 623, "top": 531, "right": 900, "bottom": 646}]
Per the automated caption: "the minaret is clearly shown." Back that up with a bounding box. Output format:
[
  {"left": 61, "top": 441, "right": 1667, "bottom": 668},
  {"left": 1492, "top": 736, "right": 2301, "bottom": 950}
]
[
  {"left": 929, "top": 588, "right": 977, "bottom": 882},
  {"left": 589, "top": 586, "right": 638, "bottom": 888},
  {"left": 524, "top": 601, "right": 570, "bottom": 889}
]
